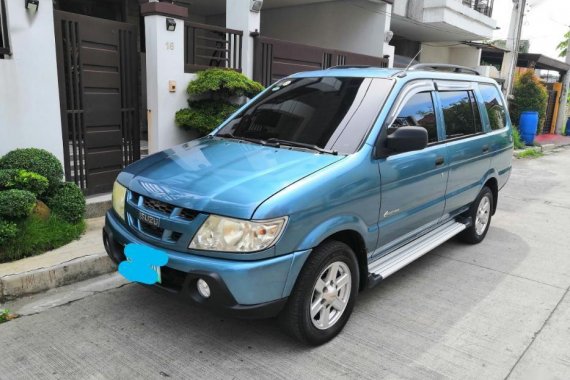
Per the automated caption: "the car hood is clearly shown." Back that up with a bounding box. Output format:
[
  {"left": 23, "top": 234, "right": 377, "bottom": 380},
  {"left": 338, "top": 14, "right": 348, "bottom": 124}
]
[{"left": 120, "top": 137, "right": 344, "bottom": 219}]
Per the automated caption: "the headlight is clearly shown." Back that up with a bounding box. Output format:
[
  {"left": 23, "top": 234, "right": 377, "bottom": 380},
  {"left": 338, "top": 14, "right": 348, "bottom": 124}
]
[
  {"left": 189, "top": 215, "right": 287, "bottom": 252},
  {"left": 112, "top": 181, "right": 127, "bottom": 221}
]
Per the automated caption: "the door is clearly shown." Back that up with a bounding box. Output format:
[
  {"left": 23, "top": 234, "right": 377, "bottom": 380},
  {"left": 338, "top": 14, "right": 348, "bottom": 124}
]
[
  {"left": 54, "top": 10, "right": 140, "bottom": 195},
  {"left": 435, "top": 81, "right": 491, "bottom": 216},
  {"left": 375, "top": 81, "right": 449, "bottom": 255}
]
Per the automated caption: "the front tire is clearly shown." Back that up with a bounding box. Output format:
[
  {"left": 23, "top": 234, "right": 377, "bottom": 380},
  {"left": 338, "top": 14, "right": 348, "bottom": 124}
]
[
  {"left": 459, "top": 186, "right": 493, "bottom": 244},
  {"left": 279, "top": 240, "right": 359, "bottom": 345}
]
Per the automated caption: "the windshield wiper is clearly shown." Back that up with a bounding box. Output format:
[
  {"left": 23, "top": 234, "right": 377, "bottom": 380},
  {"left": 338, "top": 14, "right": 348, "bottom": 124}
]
[
  {"left": 216, "top": 133, "right": 279, "bottom": 147},
  {"left": 266, "top": 138, "right": 338, "bottom": 155}
]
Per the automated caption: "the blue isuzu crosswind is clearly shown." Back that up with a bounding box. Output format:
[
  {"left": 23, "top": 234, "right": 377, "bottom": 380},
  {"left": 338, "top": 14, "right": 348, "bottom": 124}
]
[{"left": 103, "top": 64, "right": 513, "bottom": 345}]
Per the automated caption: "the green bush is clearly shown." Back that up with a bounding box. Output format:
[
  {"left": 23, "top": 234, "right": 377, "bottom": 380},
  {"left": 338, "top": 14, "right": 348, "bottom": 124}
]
[
  {"left": 176, "top": 100, "right": 240, "bottom": 135},
  {"left": 0, "top": 169, "right": 49, "bottom": 197},
  {"left": 510, "top": 71, "right": 548, "bottom": 133},
  {"left": 186, "top": 68, "right": 265, "bottom": 98},
  {"left": 0, "top": 214, "right": 85, "bottom": 263},
  {"left": 0, "top": 148, "right": 63, "bottom": 194},
  {"left": 0, "top": 219, "right": 18, "bottom": 246},
  {"left": 0, "top": 169, "right": 19, "bottom": 188},
  {"left": 0, "top": 189, "right": 36, "bottom": 219},
  {"left": 46, "top": 182, "right": 85, "bottom": 223},
  {"left": 176, "top": 68, "right": 264, "bottom": 134}
]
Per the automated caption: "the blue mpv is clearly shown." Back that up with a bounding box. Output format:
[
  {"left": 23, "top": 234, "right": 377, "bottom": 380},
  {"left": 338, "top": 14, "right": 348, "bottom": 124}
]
[{"left": 104, "top": 64, "right": 513, "bottom": 345}]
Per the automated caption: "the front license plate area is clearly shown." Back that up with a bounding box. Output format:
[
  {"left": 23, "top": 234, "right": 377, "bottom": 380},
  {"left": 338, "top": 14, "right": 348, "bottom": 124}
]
[{"left": 151, "top": 265, "right": 162, "bottom": 284}]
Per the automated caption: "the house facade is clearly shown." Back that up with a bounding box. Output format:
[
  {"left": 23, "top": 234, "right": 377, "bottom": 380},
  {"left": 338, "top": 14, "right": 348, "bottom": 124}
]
[{"left": 0, "top": 0, "right": 498, "bottom": 195}]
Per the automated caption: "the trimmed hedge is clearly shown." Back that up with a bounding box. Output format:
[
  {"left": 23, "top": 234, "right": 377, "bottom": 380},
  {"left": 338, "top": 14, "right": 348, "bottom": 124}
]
[
  {"left": 176, "top": 68, "right": 264, "bottom": 134},
  {"left": 0, "top": 169, "right": 49, "bottom": 197},
  {"left": 0, "top": 189, "right": 36, "bottom": 219},
  {"left": 46, "top": 182, "right": 86, "bottom": 223},
  {"left": 186, "top": 68, "right": 265, "bottom": 98},
  {"left": 0, "top": 148, "right": 64, "bottom": 194},
  {"left": 175, "top": 100, "right": 239, "bottom": 135},
  {"left": 0, "top": 219, "right": 18, "bottom": 246}
]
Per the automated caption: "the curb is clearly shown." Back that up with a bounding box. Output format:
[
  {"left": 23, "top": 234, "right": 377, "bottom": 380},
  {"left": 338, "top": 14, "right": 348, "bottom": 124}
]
[
  {"left": 86, "top": 194, "right": 112, "bottom": 219},
  {"left": 0, "top": 252, "right": 116, "bottom": 303}
]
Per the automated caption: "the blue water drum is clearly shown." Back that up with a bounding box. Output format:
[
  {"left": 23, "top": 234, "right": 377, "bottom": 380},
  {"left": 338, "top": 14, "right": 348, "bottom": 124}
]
[
  {"left": 519, "top": 111, "right": 539, "bottom": 145},
  {"left": 566, "top": 118, "right": 570, "bottom": 136}
]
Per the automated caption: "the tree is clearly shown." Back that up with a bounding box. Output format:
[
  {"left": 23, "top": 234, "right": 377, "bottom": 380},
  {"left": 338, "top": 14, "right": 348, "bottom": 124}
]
[
  {"left": 510, "top": 71, "right": 548, "bottom": 132},
  {"left": 556, "top": 29, "right": 570, "bottom": 58}
]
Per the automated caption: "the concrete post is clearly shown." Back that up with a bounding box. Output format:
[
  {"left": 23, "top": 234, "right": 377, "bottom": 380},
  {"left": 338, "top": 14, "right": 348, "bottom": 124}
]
[
  {"left": 500, "top": 0, "right": 526, "bottom": 98},
  {"left": 554, "top": 40, "right": 570, "bottom": 135},
  {"left": 226, "top": 0, "right": 261, "bottom": 78},
  {"left": 141, "top": 2, "right": 192, "bottom": 153}
]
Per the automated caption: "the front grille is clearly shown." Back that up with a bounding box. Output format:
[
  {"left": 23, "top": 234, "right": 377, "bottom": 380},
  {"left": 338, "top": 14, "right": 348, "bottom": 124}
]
[
  {"left": 143, "top": 197, "right": 174, "bottom": 215},
  {"left": 140, "top": 220, "right": 164, "bottom": 239},
  {"left": 127, "top": 191, "right": 200, "bottom": 244}
]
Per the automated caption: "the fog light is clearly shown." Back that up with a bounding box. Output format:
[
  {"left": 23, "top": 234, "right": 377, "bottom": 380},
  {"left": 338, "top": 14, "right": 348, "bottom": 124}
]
[{"left": 197, "top": 279, "right": 211, "bottom": 298}]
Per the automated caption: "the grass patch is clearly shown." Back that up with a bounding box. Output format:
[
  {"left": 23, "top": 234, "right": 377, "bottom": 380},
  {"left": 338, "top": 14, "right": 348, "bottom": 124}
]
[
  {"left": 516, "top": 148, "right": 544, "bottom": 159},
  {"left": 0, "top": 214, "right": 85, "bottom": 263},
  {"left": 0, "top": 309, "right": 18, "bottom": 323},
  {"left": 512, "top": 128, "right": 526, "bottom": 150}
]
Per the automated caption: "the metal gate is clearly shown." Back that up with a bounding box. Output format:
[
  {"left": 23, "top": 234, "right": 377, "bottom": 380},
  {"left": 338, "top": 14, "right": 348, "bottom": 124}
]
[
  {"left": 54, "top": 11, "right": 140, "bottom": 195},
  {"left": 253, "top": 37, "right": 389, "bottom": 87}
]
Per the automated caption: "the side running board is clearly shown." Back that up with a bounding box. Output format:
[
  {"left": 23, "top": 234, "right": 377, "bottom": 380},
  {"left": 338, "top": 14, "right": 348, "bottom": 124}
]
[{"left": 368, "top": 220, "right": 467, "bottom": 282}]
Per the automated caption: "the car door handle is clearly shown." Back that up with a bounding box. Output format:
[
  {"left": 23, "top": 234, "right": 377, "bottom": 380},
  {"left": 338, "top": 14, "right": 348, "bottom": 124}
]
[
  {"left": 482, "top": 144, "right": 490, "bottom": 153},
  {"left": 435, "top": 156, "right": 445, "bottom": 166}
]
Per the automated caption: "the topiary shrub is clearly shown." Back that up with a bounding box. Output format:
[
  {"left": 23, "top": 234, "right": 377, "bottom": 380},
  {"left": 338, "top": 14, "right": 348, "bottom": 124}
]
[
  {"left": 0, "top": 169, "right": 49, "bottom": 197},
  {"left": 510, "top": 71, "right": 548, "bottom": 133},
  {"left": 175, "top": 100, "right": 240, "bottom": 135},
  {"left": 0, "top": 189, "right": 37, "bottom": 219},
  {"left": 186, "top": 68, "right": 265, "bottom": 98},
  {"left": 0, "top": 219, "right": 18, "bottom": 246},
  {"left": 0, "top": 148, "right": 64, "bottom": 194},
  {"left": 0, "top": 169, "right": 19, "bottom": 188},
  {"left": 175, "top": 68, "right": 264, "bottom": 135},
  {"left": 46, "top": 182, "right": 86, "bottom": 223}
]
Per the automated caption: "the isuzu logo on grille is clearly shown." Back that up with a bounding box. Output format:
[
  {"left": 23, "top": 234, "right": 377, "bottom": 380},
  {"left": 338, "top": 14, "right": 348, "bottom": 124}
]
[{"left": 139, "top": 212, "right": 160, "bottom": 227}]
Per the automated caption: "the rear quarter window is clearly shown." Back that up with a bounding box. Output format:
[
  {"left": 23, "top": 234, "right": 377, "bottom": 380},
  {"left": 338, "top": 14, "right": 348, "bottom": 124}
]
[{"left": 479, "top": 84, "right": 507, "bottom": 130}]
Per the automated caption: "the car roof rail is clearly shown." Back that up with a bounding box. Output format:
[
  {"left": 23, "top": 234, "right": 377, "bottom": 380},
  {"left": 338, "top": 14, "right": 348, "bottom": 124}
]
[
  {"left": 326, "top": 65, "right": 374, "bottom": 70},
  {"left": 408, "top": 63, "right": 480, "bottom": 76}
]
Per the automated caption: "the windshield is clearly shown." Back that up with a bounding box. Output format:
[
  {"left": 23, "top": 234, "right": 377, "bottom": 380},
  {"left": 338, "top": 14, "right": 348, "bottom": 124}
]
[{"left": 215, "top": 77, "right": 393, "bottom": 154}]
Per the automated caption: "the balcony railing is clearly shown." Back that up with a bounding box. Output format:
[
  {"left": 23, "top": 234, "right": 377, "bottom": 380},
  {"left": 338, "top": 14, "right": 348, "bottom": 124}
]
[
  {"left": 462, "top": 0, "right": 494, "bottom": 17},
  {"left": 184, "top": 22, "right": 243, "bottom": 73}
]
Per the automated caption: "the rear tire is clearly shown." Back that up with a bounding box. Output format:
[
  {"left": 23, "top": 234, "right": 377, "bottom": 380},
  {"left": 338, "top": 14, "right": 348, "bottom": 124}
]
[
  {"left": 279, "top": 240, "right": 359, "bottom": 346},
  {"left": 459, "top": 186, "right": 493, "bottom": 244}
]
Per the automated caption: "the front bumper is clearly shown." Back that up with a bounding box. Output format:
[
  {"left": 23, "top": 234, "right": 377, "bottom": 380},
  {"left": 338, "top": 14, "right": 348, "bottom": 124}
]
[{"left": 103, "top": 211, "right": 311, "bottom": 318}]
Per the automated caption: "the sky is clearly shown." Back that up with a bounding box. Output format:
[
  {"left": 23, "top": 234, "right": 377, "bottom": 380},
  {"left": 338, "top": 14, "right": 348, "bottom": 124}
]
[{"left": 492, "top": 0, "right": 570, "bottom": 61}]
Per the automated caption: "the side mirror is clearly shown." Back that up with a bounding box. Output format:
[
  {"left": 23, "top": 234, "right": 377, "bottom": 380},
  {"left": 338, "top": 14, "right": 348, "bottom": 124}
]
[{"left": 385, "top": 126, "right": 428, "bottom": 153}]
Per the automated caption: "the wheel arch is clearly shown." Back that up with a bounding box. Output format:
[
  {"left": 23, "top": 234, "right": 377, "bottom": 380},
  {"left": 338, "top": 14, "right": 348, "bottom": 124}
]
[{"left": 483, "top": 176, "right": 499, "bottom": 215}]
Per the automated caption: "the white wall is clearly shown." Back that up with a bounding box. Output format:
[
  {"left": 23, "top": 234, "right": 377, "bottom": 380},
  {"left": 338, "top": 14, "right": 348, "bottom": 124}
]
[
  {"left": 261, "top": 0, "right": 391, "bottom": 58},
  {"left": 144, "top": 14, "right": 199, "bottom": 153},
  {"left": 0, "top": 1, "right": 64, "bottom": 163},
  {"left": 449, "top": 46, "right": 481, "bottom": 67},
  {"left": 227, "top": 0, "right": 260, "bottom": 78},
  {"left": 420, "top": 44, "right": 451, "bottom": 63},
  {"left": 420, "top": 44, "right": 481, "bottom": 67}
]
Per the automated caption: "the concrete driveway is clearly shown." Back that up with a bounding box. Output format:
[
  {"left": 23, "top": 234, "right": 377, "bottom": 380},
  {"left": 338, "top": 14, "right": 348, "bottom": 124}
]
[{"left": 1, "top": 148, "right": 569, "bottom": 380}]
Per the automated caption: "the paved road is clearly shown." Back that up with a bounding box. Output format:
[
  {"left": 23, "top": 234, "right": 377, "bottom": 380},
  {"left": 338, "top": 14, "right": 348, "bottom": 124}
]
[{"left": 1, "top": 148, "right": 570, "bottom": 380}]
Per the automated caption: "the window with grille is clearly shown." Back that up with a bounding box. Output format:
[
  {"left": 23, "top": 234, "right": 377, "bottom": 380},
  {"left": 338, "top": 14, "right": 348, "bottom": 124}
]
[{"left": 0, "top": 0, "right": 11, "bottom": 58}]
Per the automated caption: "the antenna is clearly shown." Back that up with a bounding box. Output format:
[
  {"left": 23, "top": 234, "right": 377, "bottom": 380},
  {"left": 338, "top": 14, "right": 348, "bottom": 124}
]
[{"left": 403, "top": 48, "right": 423, "bottom": 72}]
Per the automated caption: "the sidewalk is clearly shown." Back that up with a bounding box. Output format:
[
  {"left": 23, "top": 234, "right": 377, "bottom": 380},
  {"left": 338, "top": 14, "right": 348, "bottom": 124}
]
[
  {"left": 0, "top": 217, "right": 116, "bottom": 302},
  {"left": 534, "top": 133, "right": 570, "bottom": 148}
]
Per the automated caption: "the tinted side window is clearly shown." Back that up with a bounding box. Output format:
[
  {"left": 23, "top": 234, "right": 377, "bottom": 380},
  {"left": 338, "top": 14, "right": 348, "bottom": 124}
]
[
  {"left": 479, "top": 84, "right": 507, "bottom": 130},
  {"left": 439, "top": 91, "right": 481, "bottom": 139},
  {"left": 390, "top": 92, "right": 438, "bottom": 143}
]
